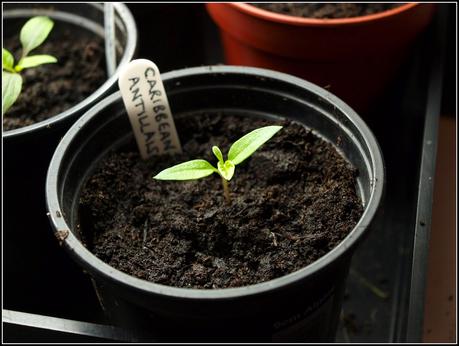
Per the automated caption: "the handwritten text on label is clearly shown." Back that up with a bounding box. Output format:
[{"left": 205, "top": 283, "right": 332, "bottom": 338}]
[{"left": 118, "top": 59, "right": 182, "bottom": 159}]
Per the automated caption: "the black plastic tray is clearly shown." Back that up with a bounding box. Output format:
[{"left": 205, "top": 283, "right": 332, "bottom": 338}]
[{"left": 2, "top": 4, "right": 449, "bottom": 343}]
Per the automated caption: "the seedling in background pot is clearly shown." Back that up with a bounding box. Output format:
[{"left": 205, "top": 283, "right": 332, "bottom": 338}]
[
  {"left": 2, "top": 16, "right": 58, "bottom": 115},
  {"left": 154, "top": 125, "right": 282, "bottom": 204}
]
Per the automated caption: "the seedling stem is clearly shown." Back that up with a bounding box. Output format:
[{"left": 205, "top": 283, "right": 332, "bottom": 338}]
[{"left": 222, "top": 177, "right": 231, "bottom": 204}]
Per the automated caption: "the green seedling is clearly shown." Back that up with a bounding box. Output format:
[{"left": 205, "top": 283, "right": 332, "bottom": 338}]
[
  {"left": 154, "top": 125, "right": 283, "bottom": 204},
  {"left": 2, "top": 16, "right": 57, "bottom": 115}
]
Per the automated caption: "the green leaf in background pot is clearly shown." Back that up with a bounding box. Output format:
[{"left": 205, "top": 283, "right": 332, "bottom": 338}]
[
  {"left": 2, "top": 71, "right": 22, "bottom": 115},
  {"left": 20, "top": 16, "right": 54, "bottom": 56},
  {"left": 15, "top": 54, "right": 57, "bottom": 72}
]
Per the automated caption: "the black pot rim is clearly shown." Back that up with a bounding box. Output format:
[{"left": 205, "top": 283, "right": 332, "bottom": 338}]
[
  {"left": 46, "top": 65, "right": 384, "bottom": 300},
  {"left": 2, "top": 3, "right": 137, "bottom": 138}
]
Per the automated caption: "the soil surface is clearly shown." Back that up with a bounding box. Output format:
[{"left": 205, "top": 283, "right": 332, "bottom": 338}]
[
  {"left": 3, "top": 31, "right": 106, "bottom": 131},
  {"left": 251, "top": 3, "right": 403, "bottom": 19},
  {"left": 79, "top": 113, "right": 363, "bottom": 288}
]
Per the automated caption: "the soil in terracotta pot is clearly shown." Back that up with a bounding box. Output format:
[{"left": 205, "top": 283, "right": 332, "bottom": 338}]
[
  {"left": 79, "top": 113, "right": 364, "bottom": 288},
  {"left": 3, "top": 31, "right": 106, "bottom": 131},
  {"left": 251, "top": 3, "right": 403, "bottom": 19}
]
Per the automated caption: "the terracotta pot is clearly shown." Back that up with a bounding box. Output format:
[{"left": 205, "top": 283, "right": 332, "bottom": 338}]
[{"left": 206, "top": 3, "right": 436, "bottom": 112}]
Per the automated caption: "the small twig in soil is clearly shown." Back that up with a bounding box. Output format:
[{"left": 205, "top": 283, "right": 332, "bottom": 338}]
[
  {"left": 233, "top": 206, "right": 248, "bottom": 218},
  {"left": 270, "top": 232, "right": 278, "bottom": 246},
  {"left": 143, "top": 245, "right": 155, "bottom": 254},
  {"left": 142, "top": 219, "right": 149, "bottom": 248},
  {"left": 283, "top": 233, "right": 307, "bottom": 241}
]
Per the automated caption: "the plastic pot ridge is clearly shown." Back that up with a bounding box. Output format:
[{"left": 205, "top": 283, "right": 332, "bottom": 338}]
[{"left": 46, "top": 66, "right": 384, "bottom": 341}]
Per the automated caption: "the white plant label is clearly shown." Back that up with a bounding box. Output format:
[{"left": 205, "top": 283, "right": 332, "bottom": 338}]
[{"left": 118, "top": 59, "right": 182, "bottom": 159}]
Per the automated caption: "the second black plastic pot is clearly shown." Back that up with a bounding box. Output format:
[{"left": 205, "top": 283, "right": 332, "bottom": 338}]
[
  {"left": 3, "top": 3, "right": 137, "bottom": 319},
  {"left": 46, "top": 66, "right": 384, "bottom": 341}
]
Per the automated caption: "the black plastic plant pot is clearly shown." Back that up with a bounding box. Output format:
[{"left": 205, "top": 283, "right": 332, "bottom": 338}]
[
  {"left": 3, "top": 3, "right": 137, "bottom": 317},
  {"left": 46, "top": 66, "right": 384, "bottom": 341}
]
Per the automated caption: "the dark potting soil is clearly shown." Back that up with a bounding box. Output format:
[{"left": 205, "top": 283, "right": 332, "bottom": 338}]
[
  {"left": 79, "top": 114, "right": 363, "bottom": 288},
  {"left": 3, "top": 31, "right": 106, "bottom": 131},
  {"left": 251, "top": 3, "right": 403, "bottom": 19}
]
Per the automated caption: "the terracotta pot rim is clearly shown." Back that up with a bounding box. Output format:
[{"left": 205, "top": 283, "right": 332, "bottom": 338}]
[{"left": 230, "top": 2, "right": 420, "bottom": 26}]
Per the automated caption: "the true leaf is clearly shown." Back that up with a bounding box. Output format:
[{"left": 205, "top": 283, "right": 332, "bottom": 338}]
[
  {"left": 228, "top": 125, "right": 282, "bottom": 165},
  {"left": 218, "top": 160, "right": 235, "bottom": 181},
  {"left": 20, "top": 16, "right": 54, "bottom": 56},
  {"left": 212, "top": 146, "right": 224, "bottom": 163},
  {"left": 2, "top": 71, "right": 22, "bottom": 115},
  {"left": 2, "top": 48, "right": 14, "bottom": 71},
  {"left": 154, "top": 159, "right": 218, "bottom": 180},
  {"left": 15, "top": 54, "right": 57, "bottom": 71}
]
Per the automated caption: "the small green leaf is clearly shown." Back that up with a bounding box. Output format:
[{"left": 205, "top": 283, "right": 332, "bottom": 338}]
[
  {"left": 15, "top": 54, "right": 57, "bottom": 71},
  {"left": 228, "top": 125, "right": 282, "bottom": 165},
  {"left": 212, "top": 146, "right": 224, "bottom": 163},
  {"left": 153, "top": 159, "right": 218, "bottom": 181},
  {"left": 20, "top": 16, "right": 54, "bottom": 56},
  {"left": 2, "top": 71, "right": 22, "bottom": 115},
  {"left": 218, "top": 160, "right": 235, "bottom": 181},
  {"left": 2, "top": 48, "right": 14, "bottom": 71}
]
